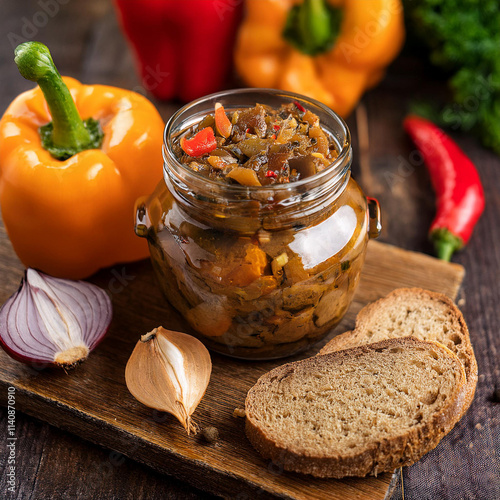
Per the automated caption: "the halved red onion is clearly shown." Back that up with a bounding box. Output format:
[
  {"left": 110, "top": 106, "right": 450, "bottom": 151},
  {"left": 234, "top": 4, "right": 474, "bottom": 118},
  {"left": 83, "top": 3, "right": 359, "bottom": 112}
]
[{"left": 0, "top": 269, "right": 112, "bottom": 368}]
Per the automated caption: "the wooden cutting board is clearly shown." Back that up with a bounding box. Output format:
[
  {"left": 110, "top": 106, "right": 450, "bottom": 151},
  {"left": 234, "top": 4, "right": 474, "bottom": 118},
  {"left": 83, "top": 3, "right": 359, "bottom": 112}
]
[{"left": 0, "top": 239, "right": 464, "bottom": 500}]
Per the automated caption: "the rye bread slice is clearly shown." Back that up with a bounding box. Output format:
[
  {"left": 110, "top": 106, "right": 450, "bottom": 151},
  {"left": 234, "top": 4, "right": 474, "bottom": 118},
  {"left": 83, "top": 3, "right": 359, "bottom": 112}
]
[
  {"left": 245, "top": 337, "right": 467, "bottom": 478},
  {"left": 319, "top": 288, "right": 477, "bottom": 412}
]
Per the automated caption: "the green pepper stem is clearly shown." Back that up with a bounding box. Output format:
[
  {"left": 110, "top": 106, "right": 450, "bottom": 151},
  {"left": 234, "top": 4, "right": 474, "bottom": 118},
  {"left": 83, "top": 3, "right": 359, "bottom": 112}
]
[
  {"left": 14, "top": 42, "right": 99, "bottom": 159},
  {"left": 300, "top": 0, "right": 332, "bottom": 51},
  {"left": 430, "top": 228, "right": 464, "bottom": 261},
  {"left": 283, "top": 0, "right": 342, "bottom": 56}
]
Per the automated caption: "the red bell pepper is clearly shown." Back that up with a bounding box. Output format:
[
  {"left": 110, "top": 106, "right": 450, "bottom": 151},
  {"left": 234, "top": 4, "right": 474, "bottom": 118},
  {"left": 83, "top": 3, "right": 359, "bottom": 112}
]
[
  {"left": 404, "top": 115, "right": 485, "bottom": 261},
  {"left": 114, "top": 0, "right": 243, "bottom": 102},
  {"left": 181, "top": 127, "right": 217, "bottom": 157}
]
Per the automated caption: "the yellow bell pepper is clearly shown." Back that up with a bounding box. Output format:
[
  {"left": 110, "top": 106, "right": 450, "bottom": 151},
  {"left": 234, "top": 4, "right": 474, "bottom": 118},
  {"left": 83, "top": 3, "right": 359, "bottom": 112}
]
[
  {"left": 0, "top": 42, "right": 165, "bottom": 279},
  {"left": 235, "top": 0, "right": 405, "bottom": 116}
]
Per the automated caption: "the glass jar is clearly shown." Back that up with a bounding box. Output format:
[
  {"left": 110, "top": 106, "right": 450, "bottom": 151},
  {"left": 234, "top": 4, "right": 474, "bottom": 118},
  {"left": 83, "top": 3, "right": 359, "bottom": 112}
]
[{"left": 135, "top": 89, "right": 381, "bottom": 360}]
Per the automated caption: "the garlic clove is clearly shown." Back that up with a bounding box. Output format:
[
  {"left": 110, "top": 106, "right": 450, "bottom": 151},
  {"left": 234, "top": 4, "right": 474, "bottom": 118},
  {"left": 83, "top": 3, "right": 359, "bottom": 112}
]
[
  {"left": 125, "top": 327, "right": 212, "bottom": 435},
  {"left": 0, "top": 269, "right": 112, "bottom": 368}
]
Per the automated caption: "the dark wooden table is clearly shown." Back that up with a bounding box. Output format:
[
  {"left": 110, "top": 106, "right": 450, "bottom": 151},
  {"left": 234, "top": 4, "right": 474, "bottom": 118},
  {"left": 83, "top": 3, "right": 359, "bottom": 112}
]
[{"left": 0, "top": 2, "right": 498, "bottom": 499}]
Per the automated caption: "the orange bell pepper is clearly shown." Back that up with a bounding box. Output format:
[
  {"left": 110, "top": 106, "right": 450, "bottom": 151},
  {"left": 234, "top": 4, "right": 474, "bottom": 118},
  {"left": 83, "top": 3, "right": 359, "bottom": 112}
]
[
  {"left": 234, "top": 0, "right": 405, "bottom": 117},
  {"left": 225, "top": 245, "right": 269, "bottom": 287},
  {"left": 0, "top": 42, "right": 165, "bottom": 279}
]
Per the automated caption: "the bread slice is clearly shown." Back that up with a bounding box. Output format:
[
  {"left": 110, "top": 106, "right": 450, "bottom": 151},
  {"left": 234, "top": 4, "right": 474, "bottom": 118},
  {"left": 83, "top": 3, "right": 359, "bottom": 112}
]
[
  {"left": 245, "top": 337, "right": 467, "bottom": 478},
  {"left": 319, "top": 288, "right": 477, "bottom": 413}
]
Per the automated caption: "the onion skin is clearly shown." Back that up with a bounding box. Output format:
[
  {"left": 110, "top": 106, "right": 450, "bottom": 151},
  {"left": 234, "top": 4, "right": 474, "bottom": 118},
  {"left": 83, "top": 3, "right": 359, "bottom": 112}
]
[
  {"left": 0, "top": 269, "right": 112, "bottom": 369},
  {"left": 125, "top": 327, "right": 212, "bottom": 435}
]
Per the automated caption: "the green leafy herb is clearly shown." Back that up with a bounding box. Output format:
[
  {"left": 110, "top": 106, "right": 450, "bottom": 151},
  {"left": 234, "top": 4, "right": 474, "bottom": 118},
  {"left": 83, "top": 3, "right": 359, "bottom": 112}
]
[{"left": 409, "top": 0, "right": 500, "bottom": 154}]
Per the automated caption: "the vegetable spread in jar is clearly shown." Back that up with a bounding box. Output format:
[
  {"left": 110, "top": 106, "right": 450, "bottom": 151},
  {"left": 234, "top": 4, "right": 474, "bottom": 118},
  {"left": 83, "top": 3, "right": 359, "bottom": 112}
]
[
  {"left": 136, "top": 90, "right": 381, "bottom": 360},
  {"left": 173, "top": 102, "right": 338, "bottom": 186}
]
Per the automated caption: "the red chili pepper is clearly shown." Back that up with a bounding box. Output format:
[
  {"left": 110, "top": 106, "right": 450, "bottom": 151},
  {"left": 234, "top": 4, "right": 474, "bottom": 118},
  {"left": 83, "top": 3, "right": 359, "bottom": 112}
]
[
  {"left": 113, "top": 0, "right": 242, "bottom": 102},
  {"left": 294, "top": 101, "right": 305, "bottom": 113},
  {"left": 273, "top": 124, "right": 280, "bottom": 131},
  {"left": 181, "top": 128, "right": 217, "bottom": 157},
  {"left": 271, "top": 134, "right": 277, "bottom": 140},
  {"left": 266, "top": 170, "right": 277, "bottom": 178},
  {"left": 404, "top": 115, "right": 485, "bottom": 261}
]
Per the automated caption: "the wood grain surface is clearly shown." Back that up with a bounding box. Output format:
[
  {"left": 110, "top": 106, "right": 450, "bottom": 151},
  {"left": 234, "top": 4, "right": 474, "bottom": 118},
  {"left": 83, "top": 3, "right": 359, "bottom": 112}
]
[
  {"left": 0, "top": 240, "right": 464, "bottom": 500},
  {"left": 0, "top": 1, "right": 499, "bottom": 500}
]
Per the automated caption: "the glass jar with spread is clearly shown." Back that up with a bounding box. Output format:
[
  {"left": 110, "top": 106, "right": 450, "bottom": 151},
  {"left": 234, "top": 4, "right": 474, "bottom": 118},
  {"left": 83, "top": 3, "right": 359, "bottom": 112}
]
[{"left": 135, "top": 89, "right": 381, "bottom": 360}]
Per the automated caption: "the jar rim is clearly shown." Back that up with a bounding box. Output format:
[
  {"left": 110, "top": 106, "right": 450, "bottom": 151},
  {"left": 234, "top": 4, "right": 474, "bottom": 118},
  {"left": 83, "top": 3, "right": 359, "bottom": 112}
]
[{"left": 162, "top": 88, "right": 351, "bottom": 194}]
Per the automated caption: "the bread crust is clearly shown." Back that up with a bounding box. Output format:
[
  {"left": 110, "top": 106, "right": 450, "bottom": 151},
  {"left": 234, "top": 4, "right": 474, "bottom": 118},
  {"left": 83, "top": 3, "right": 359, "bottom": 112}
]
[
  {"left": 319, "top": 288, "right": 477, "bottom": 415},
  {"left": 246, "top": 337, "right": 467, "bottom": 478}
]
